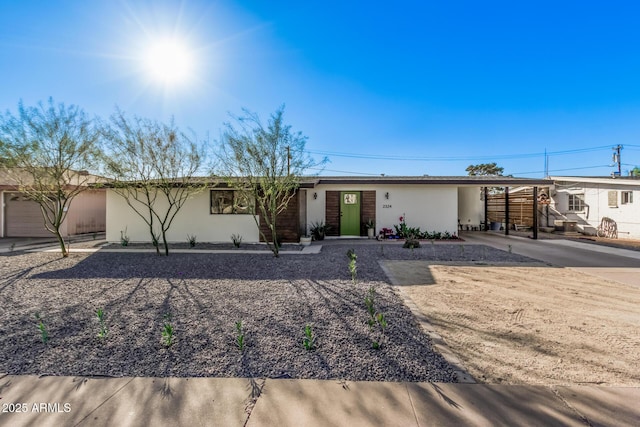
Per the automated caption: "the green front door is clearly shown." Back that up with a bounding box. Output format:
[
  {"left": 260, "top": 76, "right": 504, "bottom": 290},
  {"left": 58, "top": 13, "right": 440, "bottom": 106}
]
[{"left": 340, "top": 191, "right": 361, "bottom": 236}]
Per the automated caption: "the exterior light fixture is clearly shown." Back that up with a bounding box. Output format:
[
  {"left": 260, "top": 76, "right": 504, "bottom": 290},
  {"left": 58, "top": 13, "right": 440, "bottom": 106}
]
[
  {"left": 313, "top": 192, "right": 318, "bottom": 200},
  {"left": 385, "top": 192, "right": 389, "bottom": 200}
]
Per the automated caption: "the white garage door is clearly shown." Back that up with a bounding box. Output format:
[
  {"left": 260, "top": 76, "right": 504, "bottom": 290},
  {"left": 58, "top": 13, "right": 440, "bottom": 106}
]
[{"left": 5, "top": 193, "right": 51, "bottom": 237}]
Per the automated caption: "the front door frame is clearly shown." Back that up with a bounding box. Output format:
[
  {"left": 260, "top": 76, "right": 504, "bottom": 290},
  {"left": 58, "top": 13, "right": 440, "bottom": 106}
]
[{"left": 340, "top": 191, "right": 361, "bottom": 236}]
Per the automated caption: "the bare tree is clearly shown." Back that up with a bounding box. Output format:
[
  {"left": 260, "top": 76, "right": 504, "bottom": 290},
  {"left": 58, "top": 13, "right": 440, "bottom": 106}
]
[
  {"left": 217, "top": 106, "right": 325, "bottom": 257},
  {"left": 102, "top": 109, "right": 206, "bottom": 255},
  {"left": 0, "top": 99, "right": 101, "bottom": 257}
]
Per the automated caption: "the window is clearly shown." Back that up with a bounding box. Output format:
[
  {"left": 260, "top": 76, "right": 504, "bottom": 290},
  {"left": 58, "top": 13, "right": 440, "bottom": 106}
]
[
  {"left": 608, "top": 191, "right": 618, "bottom": 208},
  {"left": 568, "top": 194, "right": 585, "bottom": 211},
  {"left": 622, "top": 191, "right": 633, "bottom": 204},
  {"left": 210, "top": 190, "right": 254, "bottom": 214}
]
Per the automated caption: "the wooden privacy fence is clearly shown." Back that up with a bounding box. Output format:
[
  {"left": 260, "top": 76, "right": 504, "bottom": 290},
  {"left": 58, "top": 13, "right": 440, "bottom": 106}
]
[{"left": 487, "top": 188, "right": 539, "bottom": 229}]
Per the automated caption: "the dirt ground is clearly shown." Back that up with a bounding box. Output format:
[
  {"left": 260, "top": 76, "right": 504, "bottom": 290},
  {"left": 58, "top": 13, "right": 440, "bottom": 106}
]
[{"left": 402, "top": 264, "right": 640, "bottom": 386}]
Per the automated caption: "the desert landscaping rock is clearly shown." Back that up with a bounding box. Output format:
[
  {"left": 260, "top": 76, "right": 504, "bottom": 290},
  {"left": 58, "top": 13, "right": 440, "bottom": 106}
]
[{"left": 0, "top": 243, "right": 532, "bottom": 382}]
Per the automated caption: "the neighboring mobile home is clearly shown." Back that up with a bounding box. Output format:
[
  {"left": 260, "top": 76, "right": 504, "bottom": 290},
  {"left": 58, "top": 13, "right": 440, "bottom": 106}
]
[
  {"left": 550, "top": 176, "right": 640, "bottom": 239},
  {"left": 105, "top": 176, "right": 551, "bottom": 243}
]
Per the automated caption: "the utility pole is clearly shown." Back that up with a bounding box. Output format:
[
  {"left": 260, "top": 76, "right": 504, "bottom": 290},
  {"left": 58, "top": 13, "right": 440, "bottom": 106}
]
[
  {"left": 286, "top": 145, "right": 291, "bottom": 176},
  {"left": 612, "top": 145, "right": 623, "bottom": 176}
]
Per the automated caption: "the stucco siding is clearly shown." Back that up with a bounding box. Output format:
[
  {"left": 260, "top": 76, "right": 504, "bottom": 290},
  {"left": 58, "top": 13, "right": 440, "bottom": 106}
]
[
  {"left": 306, "top": 184, "right": 458, "bottom": 236},
  {"left": 553, "top": 182, "right": 640, "bottom": 238},
  {"left": 457, "top": 187, "right": 484, "bottom": 229},
  {"left": 106, "top": 189, "right": 260, "bottom": 243}
]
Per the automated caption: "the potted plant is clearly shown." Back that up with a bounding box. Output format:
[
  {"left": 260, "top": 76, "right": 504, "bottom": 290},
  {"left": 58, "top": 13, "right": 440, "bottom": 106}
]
[
  {"left": 365, "top": 219, "right": 375, "bottom": 239},
  {"left": 300, "top": 233, "right": 312, "bottom": 246},
  {"left": 309, "top": 221, "right": 329, "bottom": 241}
]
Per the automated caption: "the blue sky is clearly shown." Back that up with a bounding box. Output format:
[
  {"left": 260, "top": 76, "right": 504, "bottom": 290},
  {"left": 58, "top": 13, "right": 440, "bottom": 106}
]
[{"left": 1, "top": 0, "right": 640, "bottom": 177}]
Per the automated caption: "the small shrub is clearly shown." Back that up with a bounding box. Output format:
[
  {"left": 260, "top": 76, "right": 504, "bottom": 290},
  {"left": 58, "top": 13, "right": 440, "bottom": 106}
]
[
  {"left": 363, "top": 287, "right": 388, "bottom": 349},
  {"left": 403, "top": 238, "right": 421, "bottom": 249},
  {"left": 162, "top": 313, "right": 174, "bottom": 347},
  {"left": 120, "top": 228, "right": 130, "bottom": 246},
  {"left": 96, "top": 308, "right": 108, "bottom": 340},
  {"left": 346, "top": 248, "right": 357, "bottom": 284},
  {"left": 235, "top": 320, "right": 245, "bottom": 352},
  {"left": 34, "top": 312, "right": 48, "bottom": 344},
  {"left": 9, "top": 243, "right": 15, "bottom": 252},
  {"left": 92, "top": 232, "right": 98, "bottom": 240},
  {"left": 187, "top": 234, "right": 197, "bottom": 248},
  {"left": 231, "top": 234, "right": 243, "bottom": 248},
  {"left": 303, "top": 324, "right": 316, "bottom": 351}
]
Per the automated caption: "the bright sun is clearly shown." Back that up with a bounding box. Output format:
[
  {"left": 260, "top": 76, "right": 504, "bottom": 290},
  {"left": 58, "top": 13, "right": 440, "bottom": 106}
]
[{"left": 144, "top": 39, "right": 193, "bottom": 84}]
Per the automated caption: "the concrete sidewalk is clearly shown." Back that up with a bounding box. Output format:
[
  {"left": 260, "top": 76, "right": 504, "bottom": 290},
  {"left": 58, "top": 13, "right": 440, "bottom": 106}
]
[{"left": 1, "top": 374, "right": 638, "bottom": 426}]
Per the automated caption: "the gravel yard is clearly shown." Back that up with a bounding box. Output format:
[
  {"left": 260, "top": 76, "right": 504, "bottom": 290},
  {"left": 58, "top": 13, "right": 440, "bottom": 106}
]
[{"left": 0, "top": 243, "right": 530, "bottom": 382}]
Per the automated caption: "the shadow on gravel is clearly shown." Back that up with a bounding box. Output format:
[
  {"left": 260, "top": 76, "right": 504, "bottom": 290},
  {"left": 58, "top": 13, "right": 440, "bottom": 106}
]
[{"left": 30, "top": 244, "right": 537, "bottom": 281}]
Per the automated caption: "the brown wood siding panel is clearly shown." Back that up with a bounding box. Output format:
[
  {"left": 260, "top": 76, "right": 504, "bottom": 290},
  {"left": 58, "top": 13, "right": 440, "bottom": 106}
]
[
  {"left": 360, "top": 191, "right": 376, "bottom": 236},
  {"left": 325, "top": 191, "right": 340, "bottom": 236},
  {"left": 487, "top": 187, "right": 546, "bottom": 227},
  {"left": 258, "top": 192, "right": 300, "bottom": 243}
]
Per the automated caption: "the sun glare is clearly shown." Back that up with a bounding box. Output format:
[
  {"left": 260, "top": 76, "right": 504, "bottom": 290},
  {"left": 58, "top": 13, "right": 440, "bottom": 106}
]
[{"left": 144, "top": 38, "right": 193, "bottom": 85}]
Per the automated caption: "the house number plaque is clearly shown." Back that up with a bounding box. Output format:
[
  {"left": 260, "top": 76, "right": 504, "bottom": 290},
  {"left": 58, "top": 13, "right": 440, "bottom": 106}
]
[{"left": 382, "top": 204, "right": 392, "bottom": 208}]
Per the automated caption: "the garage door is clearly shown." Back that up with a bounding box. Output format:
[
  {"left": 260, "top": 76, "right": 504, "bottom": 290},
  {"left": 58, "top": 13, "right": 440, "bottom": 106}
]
[{"left": 5, "top": 193, "right": 51, "bottom": 237}]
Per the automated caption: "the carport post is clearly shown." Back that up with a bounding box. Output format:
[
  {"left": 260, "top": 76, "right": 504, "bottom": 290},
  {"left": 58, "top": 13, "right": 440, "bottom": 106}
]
[
  {"left": 484, "top": 187, "right": 488, "bottom": 232},
  {"left": 504, "top": 186, "right": 509, "bottom": 235},
  {"left": 533, "top": 186, "right": 538, "bottom": 240}
]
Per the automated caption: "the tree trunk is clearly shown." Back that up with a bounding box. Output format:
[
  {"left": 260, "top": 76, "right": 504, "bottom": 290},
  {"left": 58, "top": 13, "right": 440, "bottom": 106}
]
[
  {"left": 54, "top": 228, "right": 68, "bottom": 257},
  {"left": 162, "top": 229, "right": 169, "bottom": 256}
]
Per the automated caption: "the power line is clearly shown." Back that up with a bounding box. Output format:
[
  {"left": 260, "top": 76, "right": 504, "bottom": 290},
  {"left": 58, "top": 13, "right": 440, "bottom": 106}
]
[
  {"left": 512, "top": 164, "right": 612, "bottom": 176},
  {"left": 301, "top": 144, "right": 613, "bottom": 163}
]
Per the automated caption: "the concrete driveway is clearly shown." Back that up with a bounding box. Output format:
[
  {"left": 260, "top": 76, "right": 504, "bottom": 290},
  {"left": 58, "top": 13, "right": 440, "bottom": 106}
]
[{"left": 461, "top": 231, "right": 640, "bottom": 289}]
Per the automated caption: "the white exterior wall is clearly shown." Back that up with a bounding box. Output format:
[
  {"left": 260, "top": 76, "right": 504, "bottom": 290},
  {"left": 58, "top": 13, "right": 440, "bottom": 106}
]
[
  {"left": 305, "top": 184, "right": 458, "bottom": 235},
  {"left": 553, "top": 181, "right": 640, "bottom": 239},
  {"left": 106, "top": 189, "right": 260, "bottom": 243},
  {"left": 457, "top": 187, "right": 484, "bottom": 229}
]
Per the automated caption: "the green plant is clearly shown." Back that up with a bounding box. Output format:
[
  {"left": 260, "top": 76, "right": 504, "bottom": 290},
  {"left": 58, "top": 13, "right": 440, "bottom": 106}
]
[
  {"left": 346, "top": 248, "right": 357, "bottom": 284},
  {"left": 120, "top": 228, "right": 130, "bottom": 246},
  {"left": 363, "top": 287, "right": 388, "bottom": 349},
  {"left": 9, "top": 242, "right": 15, "bottom": 252},
  {"left": 372, "top": 313, "right": 387, "bottom": 350},
  {"left": 231, "top": 233, "right": 243, "bottom": 248},
  {"left": 365, "top": 219, "right": 375, "bottom": 229},
  {"left": 302, "top": 324, "right": 316, "bottom": 350},
  {"left": 235, "top": 320, "right": 245, "bottom": 351},
  {"left": 162, "top": 313, "right": 174, "bottom": 347},
  {"left": 96, "top": 308, "right": 108, "bottom": 340},
  {"left": 309, "top": 221, "right": 330, "bottom": 241},
  {"left": 187, "top": 234, "right": 197, "bottom": 248},
  {"left": 403, "top": 237, "right": 421, "bottom": 249},
  {"left": 92, "top": 232, "right": 98, "bottom": 240},
  {"left": 35, "top": 312, "right": 48, "bottom": 344},
  {"left": 508, "top": 244, "right": 512, "bottom": 254}
]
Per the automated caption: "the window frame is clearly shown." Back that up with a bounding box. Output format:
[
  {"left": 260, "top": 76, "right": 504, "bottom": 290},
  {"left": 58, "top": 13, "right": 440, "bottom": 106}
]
[
  {"left": 210, "top": 190, "right": 255, "bottom": 215},
  {"left": 567, "top": 193, "right": 585, "bottom": 212},
  {"left": 622, "top": 191, "right": 633, "bottom": 205}
]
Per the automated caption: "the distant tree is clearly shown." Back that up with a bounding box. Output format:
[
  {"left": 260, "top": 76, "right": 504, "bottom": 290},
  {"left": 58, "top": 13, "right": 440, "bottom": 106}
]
[
  {"left": 0, "top": 99, "right": 101, "bottom": 257},
  {"left": 465, "top": 162, "right": 504, "bottom": 176},
  {"left": 102, "top": 109, "right": 206, "bottom": 256},
  {"left": 216, "top": 106, "right": 325, "bottom": 257},
  {"left": 631, "top": 166, "right": 640, "bottom": 177}
]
